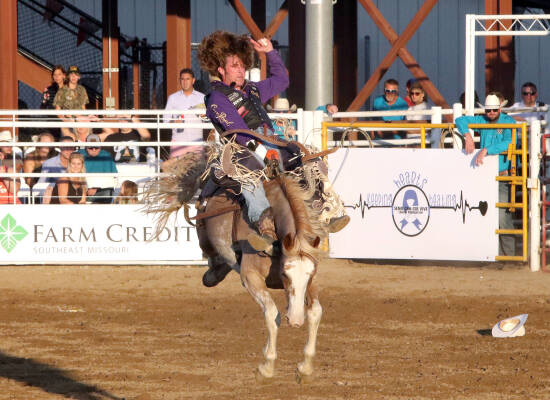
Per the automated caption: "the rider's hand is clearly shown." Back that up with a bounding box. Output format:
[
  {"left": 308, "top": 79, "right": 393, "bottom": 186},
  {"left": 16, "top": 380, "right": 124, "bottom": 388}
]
[
  {"left": 250, "top": 37, "right": 273, "bottom": 53},
  {"left": 255, "top": 143, "right": 268, "bottom": 160}
]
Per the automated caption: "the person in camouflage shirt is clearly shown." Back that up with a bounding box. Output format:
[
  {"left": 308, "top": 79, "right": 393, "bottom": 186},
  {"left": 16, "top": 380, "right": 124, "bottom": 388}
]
[{"left": 53, "top": 65, "right": 89, "bottom": 115}]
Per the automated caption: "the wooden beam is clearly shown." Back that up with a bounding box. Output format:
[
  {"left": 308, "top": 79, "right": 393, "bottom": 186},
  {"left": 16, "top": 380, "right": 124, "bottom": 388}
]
[
  {"left": 265, "top": 1, "right": 288, "bottom": 38},
  {"left": 16, "top": 53, "right": 51, "bottom": 93},
  {"left": 102, "top": 0, "right": 119, "bottom": 109},
  {"left": 358, "top": 0, "right": 449, "bottom": 110},
  {"left": 485, "top": 0, "right": 515, "bottom": 104},
  {"left": 0, "top": 0, "right": 17, "bottom": 110},
  {"left": 166, "top": 0, "right": 191, "bottom": 98},
  {"left": 348, "top": 0, "right": 439, "bottom": 112}
]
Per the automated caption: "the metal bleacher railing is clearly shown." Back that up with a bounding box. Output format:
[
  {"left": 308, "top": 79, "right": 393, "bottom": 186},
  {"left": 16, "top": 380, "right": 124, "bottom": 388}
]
[{"left": 0, "top": 108, "right": 306, "bottom": 204}]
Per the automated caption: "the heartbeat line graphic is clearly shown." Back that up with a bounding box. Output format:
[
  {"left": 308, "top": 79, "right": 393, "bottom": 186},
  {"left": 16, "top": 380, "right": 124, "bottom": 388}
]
[
  {"left": 345, "top": 190, "right": 488, "bottom": 223},
  {"left": 344, "top": 193, "right": 388, "bottom": 218},
  {"left": 430, "top": 191, "right": 488, "bottom": 223}
]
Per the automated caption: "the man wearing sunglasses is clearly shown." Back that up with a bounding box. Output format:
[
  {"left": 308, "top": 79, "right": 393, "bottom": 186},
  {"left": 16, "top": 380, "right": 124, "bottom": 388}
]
[
  {"left": 373, "top": 78, "right": 409, "bottom": 139},
  {"left": 510, "top": 82, "right": 545, "bottom": 125},
  {"left": 455, "top": 93, "right": 517, "bottom": 256},
  {"left": 78, "top": 134, "right": 118, "bottom": 204}
]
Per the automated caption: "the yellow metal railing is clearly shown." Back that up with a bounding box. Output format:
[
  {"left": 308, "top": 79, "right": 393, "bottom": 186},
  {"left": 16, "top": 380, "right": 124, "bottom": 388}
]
[{"left": 321, "top": 121, "right": 528, "bottom": 262}]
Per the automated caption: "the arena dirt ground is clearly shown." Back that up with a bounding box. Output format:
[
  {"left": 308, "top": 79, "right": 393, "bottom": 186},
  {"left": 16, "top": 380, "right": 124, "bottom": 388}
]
[{"left": 1, "top": 259, "right": 550, "bottom": 399}]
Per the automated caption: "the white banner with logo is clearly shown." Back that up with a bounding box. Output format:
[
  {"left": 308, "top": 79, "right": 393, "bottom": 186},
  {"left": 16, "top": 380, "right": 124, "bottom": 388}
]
[
  {"left": 0, "top": 205, "right": 202, "bottom": 264},
  {"left": 328, "top": 148, "right": 499, "bottom": 261}
]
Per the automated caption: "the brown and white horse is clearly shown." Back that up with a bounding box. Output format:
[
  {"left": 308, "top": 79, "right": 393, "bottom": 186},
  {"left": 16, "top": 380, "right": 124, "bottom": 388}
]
[{"left": 197, "top": 174, "right": 327, "bottom": 380}]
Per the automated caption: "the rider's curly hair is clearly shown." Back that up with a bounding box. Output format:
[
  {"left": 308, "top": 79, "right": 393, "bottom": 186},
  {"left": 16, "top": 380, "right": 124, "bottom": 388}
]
[{"left": 198, "top": 31, "right": 254, "bottom": 79}]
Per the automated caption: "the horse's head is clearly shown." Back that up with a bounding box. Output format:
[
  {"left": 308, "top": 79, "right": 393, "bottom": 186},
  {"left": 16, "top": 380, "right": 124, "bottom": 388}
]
[{"left": 280, "top": 234, "right": 321, "bottom": 328}]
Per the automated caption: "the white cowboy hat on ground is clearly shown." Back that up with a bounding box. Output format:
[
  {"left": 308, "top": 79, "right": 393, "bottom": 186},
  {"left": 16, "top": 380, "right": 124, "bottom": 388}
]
[
  {"left": 492, "top": 314, "right": 528, "bottom": 338},
  {"left": 478, "top": 94, "right": 508, "bottom": 109},
  {"left": 266, "top": 98, "right": 297, "bottom": 112}
]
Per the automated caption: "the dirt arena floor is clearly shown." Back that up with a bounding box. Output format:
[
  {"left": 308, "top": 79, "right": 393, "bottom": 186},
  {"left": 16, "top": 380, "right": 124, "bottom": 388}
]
[{"left": 1, "top": 259, "right": 550, "bottom": 399}]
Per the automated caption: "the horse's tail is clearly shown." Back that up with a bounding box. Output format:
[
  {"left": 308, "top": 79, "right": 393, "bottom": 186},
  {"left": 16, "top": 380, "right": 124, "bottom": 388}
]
[{"left": 141, "top": 151, "right": 207, "bottom": 240}]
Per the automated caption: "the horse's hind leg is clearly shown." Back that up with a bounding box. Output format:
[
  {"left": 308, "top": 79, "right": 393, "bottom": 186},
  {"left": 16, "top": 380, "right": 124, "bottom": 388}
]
[
  {"left": 296, "top": 280, "right": 322, "bottom": 382},
  {"left": 240, "top": 254, "right": 279, "bottom": 379}
]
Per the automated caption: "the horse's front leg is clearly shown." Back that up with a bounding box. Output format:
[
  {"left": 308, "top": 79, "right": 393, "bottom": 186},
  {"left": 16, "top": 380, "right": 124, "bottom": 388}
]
[
  {"left": 297, "top": 280, "right": 322, "bottom": 382},
  {"left": 240, "top": 254, "right": 280, "bottom": 378}
]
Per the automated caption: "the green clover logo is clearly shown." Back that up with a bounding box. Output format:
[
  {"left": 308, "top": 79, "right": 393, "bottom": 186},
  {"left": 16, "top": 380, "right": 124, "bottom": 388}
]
[{"left": 0, "top": 214, "right": 28, "bottom": 253}]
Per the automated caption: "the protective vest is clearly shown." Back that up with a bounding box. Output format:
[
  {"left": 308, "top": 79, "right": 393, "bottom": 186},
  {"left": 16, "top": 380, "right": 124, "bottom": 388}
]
[{"left": 209, "top": 81, "right": 273, "bottom": 134}]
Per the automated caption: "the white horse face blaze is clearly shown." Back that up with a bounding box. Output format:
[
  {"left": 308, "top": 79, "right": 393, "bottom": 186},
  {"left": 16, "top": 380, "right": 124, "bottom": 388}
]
[{"left": 283, "top": 256, "right": 315, "bottom": 327}]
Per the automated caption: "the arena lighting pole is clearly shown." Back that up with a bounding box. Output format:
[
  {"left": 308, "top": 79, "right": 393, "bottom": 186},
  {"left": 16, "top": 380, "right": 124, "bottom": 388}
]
[{"left": 304, "top": 0, "right": 334, "bottom": 111}]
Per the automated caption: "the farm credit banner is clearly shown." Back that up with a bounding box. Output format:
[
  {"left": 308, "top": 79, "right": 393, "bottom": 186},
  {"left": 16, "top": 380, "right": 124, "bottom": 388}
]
[
  {"left": 0, "top": 205, "right": 202, "bottom": 263},
  {"left": 328, "top": 148, "right": 499, "bottom": 261}
]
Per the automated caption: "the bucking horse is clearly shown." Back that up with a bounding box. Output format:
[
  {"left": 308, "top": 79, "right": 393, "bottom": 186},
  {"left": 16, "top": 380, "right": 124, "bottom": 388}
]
[{"left": 143, "top": 130, "right": 348, "bottom": 381}]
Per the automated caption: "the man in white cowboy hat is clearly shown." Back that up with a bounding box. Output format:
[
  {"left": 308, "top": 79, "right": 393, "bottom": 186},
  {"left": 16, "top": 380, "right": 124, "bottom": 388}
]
[{"left": 455, "top": 92, "right": 517, "bottom": 256}]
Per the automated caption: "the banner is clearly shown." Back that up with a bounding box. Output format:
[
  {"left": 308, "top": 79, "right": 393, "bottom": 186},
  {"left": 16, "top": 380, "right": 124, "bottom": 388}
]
[
  {"left": 0, "top": 205, "right": 202, "bottom": 264},
  {"left": 328, "top": 148, "right": 499, "bottom": 261}
]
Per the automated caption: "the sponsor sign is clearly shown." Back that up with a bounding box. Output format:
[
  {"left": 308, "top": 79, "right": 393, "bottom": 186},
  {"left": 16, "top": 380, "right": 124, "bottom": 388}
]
[
  {"left": 328, "top": 148, "right": 499, "bottom": 261},
  {"left": 0, "top": 205, "right": 202, "bottom": 263}
]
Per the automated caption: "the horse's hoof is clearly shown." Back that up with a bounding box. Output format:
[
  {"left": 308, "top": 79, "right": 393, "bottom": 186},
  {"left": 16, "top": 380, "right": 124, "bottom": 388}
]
[
  {"left": 255, "top": 365, "right": 274, "bottom": 382},
  {"left": 295, "top": 368, "right": 313, "bottom": 384}
]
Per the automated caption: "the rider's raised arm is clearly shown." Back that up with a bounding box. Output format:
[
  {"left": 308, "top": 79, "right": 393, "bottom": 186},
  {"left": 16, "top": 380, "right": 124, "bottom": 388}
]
[{"left": 255, "top": 50, "right": 289, "bottom": 104}]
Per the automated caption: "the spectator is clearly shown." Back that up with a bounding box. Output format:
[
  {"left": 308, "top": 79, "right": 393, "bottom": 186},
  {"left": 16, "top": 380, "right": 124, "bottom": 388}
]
[
  {"left": 0, "top": 162, "right": 21, "bottom": 204},
  {"left": 455, "top": 93, "right": 516, "bottom": 256},
  {"left": 163, "top": 68, "right": 205, "bottom": 158},
  {"left": 316, "top": 103, "right": 339, "bottom": 115},
  {"left": 41, "top": 65, "right": 66, "bottom": 110},
  {"left": 53, "top": 65, "right": 89, "bottom": 121},
  {"left": 23, "top": 132, "right": 58, "bottom": 189},
  {"left": 373, "top": 78, "right": 409, "bottom": 139},
  {"left": 0, "top": 130, "right": 22, "bottom": 204},
  {"left": 114, "top": 180, "right": 138, "bottom": 204},
  {"left": 49, "top": 152, "right": 87, "bottom": 204},
  {"left": 510, "top": 82, "right": 545, "bottom": 124},
  {"left": 406, "top": 81, "right": 429, "bottom": 121},
  {"left": 405, "top": 78, "right": 418, "bottom": 106},
  {"left": 103, "top": 114, "right": 151, "bottom": 163},
  {"left": 79, "top": 133, "right": 117, "bottom": 204},
  {"left": 0, "top": 130, "right": 22, "bottom": 170},
  {"left": 267, "top": 98, "right": 297, "bottom": 140},
  {"left": 459, "top": 91, "right": 480, "bottom": 109},
  {"left": 37, "top": 135, "right": 75, "bottom": 185}
]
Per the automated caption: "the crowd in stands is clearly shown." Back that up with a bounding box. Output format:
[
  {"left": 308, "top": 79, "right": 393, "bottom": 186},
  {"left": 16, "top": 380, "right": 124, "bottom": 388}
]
[{"left": 2, "top": 56, "right": 548, "bottom": 207}]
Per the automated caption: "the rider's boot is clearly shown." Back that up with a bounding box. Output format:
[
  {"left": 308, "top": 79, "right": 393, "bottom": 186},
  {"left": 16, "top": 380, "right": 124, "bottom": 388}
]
[
  {"left": 247, "top": 208, "right": 277, "bottom": 255},
  {"left": 202, "top": 262, "right": 233, "bottom": 287}
]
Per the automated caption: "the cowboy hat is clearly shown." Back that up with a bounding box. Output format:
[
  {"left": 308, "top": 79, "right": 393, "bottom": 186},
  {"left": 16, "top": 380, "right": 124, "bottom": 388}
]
[
  {"left": 492, "top": 314, "right": 528, "bottom": 338},
  {"left": 266, "top": 98, "right": 297, "bottom": 112},
  {"left": 0, "top": 130, "right": 13, "bottom": 142},
  {"left": 478, "top": 94, "right": 508, "bottom": 109}
]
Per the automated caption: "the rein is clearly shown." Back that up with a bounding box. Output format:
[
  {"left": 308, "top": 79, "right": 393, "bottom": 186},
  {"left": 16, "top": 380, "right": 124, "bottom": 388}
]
[
  {"left": 191, "top": 204, "right": 241, "bottom": 221},
  {"left": 221, "top": 128, "right": 337, "bottom": 161}
]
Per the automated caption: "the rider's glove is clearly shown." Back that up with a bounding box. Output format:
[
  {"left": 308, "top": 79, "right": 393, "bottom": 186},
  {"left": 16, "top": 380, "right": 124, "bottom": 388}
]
[{"left": 255, "top": 143, "right": 268, "bottom": 160}]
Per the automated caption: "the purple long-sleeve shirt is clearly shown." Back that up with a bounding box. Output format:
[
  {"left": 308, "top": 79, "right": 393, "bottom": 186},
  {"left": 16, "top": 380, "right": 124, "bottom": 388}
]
[{"left": 206, "top": 50, "right": 289, "bottom": 145}]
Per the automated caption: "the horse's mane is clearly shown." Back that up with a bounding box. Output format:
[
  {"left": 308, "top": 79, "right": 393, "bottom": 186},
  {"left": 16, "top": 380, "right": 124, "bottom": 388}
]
[{"left": 276, "top": 174, "right": 328, "bottom": 261}]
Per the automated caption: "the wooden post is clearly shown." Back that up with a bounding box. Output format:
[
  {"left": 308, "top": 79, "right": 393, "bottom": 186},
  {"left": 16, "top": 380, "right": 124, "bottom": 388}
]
[
  {"left": 0, "top": 0, "right": 18, "bottom": 111},
  {"left": 166, "top": 0, "right": 191, "bottom": 99},
  {"left": 102, "top": 0, "right": 119, "bottom": 109}
]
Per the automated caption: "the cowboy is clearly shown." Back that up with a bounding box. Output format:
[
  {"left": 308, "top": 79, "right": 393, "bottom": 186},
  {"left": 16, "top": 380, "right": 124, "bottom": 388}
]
[
  {"left": 455, "top": 93, "right": 516, "bottom": 256},
  {"left": 198, "top": 31, "right": 289, "bottom": 252}
]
